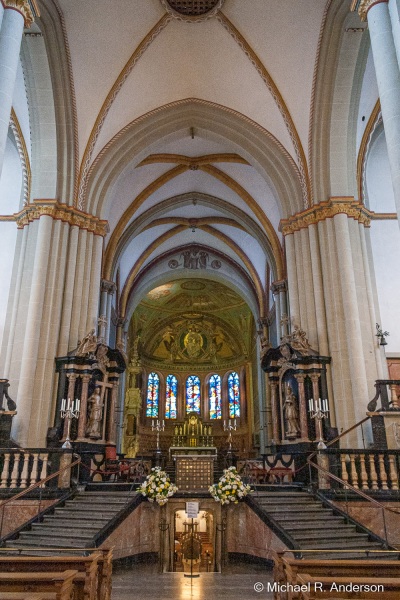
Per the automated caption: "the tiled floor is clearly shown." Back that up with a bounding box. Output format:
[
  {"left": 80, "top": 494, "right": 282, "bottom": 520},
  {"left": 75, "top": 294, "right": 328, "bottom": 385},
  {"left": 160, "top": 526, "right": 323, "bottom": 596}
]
[{"left": 112, "top": 562, "right": 274, "bottom": 600}]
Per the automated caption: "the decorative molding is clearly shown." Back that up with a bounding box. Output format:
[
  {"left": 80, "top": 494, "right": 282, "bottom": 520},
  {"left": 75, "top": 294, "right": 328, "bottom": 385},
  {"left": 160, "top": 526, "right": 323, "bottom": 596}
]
[
  {"left": 217, "top": 11, "right": 310, "bottom": 207},
  {"left": 351, "top": 0, "right": 388, "bottom": 21},
  {"left": 279, "top": 197, "right": 372, "bottom": 235},
  {"left": 77, "top": 14, "right": 172, "bottom": 210},
  {"left": 308, "top": 0, "right": 333, "bottom": 205},
  {"left": 3, "top": 0, "right": 35, "bottom": 26},
  {"left": 357, "top": 100, "right": 382, "bottom": 203},
  {"left": 51, "top": 0, "right": 80, "bottom": 201},
  {"left": 13, "top": 199, "right": 108, "bottom": 235},
  {"left": 137, "top": 153, "right": 249, "bottom": 167},
  {"left": 160, "top": 0, "right": 225, "bottom": 22},
  {"left": 101, "top": 280, "right": 116, "bottom": 295},
  {"left": 10, "top": 108, "right": 31, "bottom": 206}
]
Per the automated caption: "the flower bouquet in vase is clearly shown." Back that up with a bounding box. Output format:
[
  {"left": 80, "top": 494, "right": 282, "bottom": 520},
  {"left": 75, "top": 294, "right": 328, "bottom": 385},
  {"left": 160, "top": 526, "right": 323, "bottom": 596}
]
[
  {"left": 138, "top": 466, "right": 178, "bottom": 505},
  {"left": 209, "top": 466, "right": 252, "bottom": 504}
]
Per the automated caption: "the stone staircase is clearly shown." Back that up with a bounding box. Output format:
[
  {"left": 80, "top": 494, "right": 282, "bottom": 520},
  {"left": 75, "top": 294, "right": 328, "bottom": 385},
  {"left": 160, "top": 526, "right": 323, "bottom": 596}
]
[
  {"left": 252, "top": 489, "right": 395, "bottom": 559},
  {"left": 4, "top": 489, "right": 138, "bottom": 554}
]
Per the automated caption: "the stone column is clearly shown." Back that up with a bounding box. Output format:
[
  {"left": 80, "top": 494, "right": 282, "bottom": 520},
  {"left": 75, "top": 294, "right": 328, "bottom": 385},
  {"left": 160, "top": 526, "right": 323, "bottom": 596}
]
[
  {"left": 355, "top": 0, "right": 400, "bottom": 224},
  {"left": 0, "top": 3, "right": 4, "bottom": 31},
  {"left": 0, "top": 1, "right": 33, "bottom": 177},
  {"left": 270, "top": 381, "right": 280, "bottom": 443},
  {"left": 284, "top": 234, "right": 300, "bottom": 323},
  {"left": 295, "top": 373, "right": 309, "bottom": 440},
  {"left": 77, "top": 374, "right": 91, "bottom": 440},
  {"left": 271, "top": 280, "right": 287, "bottom": 339},
  {"left": 108, "top": 381, "right": 119, "bottom": 445},
  {"left": 13, "top": 215, "right": 53, "bottom": 446}
]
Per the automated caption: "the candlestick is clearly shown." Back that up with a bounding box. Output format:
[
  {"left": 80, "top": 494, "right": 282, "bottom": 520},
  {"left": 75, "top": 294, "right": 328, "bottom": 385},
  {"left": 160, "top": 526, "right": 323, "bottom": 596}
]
[
  {"left": 308, "top": 397, "right": 329, "bottom": 449},
  {"left": 60, "top": 396, "right": 80, "bottom": 449}
]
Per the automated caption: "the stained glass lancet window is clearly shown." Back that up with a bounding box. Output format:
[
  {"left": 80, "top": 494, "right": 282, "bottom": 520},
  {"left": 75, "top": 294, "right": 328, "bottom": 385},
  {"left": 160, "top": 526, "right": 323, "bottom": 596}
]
[
  {"left": 228, "top": 371, "right": 240, "bottom": 418},
  {"left": 146, "top": 372, "right": 159, "bottom": 417},
  {"left": 186, "top": 375, "right": 201, "bottom": 413},
  {"left": 165, "top": 375, "right": 178, "bottom": 419},
  {"left": 209, "top": 374, "right": 222, "bottom": 419}
]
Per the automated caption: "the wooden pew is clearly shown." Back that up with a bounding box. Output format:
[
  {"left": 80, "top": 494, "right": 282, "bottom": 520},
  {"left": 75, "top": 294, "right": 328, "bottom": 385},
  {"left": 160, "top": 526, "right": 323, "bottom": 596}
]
[
  {"left": 0, "top": 594, "right": 57, "bottom": 599},
  {"left": 296, "top": 574, "right": 400, "bottom": 600},
  {"left": 0, "top": 570, "right": 78, "bottom": 600},
  {"left": 272, "top": 553, "right": 400, "bottom": 600},
  {"left": 0, "top": 550, "right": 112, "bottom": 600}
]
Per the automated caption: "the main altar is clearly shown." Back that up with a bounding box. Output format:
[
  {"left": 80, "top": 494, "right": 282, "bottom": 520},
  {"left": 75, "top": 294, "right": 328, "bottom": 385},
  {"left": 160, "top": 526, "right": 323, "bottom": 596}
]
[{"left": 169, "top": 412, "right": 217, "bottom": 490}]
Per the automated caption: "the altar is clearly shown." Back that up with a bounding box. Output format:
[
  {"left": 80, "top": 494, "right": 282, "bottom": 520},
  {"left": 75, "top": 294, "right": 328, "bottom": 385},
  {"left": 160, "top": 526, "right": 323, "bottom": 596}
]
[{"left": 170, "top": 413, "right": 217, "bottom": 490}]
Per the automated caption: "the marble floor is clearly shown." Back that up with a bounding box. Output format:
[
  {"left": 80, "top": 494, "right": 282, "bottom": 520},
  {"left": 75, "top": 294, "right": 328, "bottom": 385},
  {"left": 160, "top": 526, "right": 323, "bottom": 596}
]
[{"left": 112, "top": 562, "right": 274, "bottom": 600}]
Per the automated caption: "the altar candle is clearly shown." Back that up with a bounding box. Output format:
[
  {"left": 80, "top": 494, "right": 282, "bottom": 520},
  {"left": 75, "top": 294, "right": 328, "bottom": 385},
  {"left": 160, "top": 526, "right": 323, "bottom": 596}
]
[
  {"left": 318, "top": 398, "right": 322, "bottom": 411},
  {"left": 75, "top": 398, "right": 80, "bottom": 411},
  {"left": 67, "top": 398, "right": 71, "bottom": 410},
  {"left": 61, "top": 398, "right": 66, "bottom": 411}
]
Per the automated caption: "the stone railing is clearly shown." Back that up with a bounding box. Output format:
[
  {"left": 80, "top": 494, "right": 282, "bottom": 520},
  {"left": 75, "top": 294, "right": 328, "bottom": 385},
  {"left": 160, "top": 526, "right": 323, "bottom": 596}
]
[
  {"left": 0, "top": 449, "right": 66, "bottom": 489},
  {"left": 324, "top": 449, "right": 400, "bottom": 492}
]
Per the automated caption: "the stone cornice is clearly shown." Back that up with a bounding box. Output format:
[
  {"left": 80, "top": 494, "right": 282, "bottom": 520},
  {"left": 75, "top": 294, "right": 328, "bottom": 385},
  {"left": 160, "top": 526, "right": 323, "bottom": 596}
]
[
  {"left": 3, "top": 0, "right": 35, "bottom": 27},
  {"left": 14, "top": 199, "right": 109, "bottom": 236},
  {"left": 279, "top": 197, "right": 372, "bottom": 235},
  {"left": 351, "top": 0, "right": 388, "bottom": 21}
]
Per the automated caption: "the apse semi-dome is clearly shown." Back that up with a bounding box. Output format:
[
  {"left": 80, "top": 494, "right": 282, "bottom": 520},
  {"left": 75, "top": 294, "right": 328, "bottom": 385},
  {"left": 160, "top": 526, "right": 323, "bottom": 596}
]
[{"left": 161, "top": 0, "right": 225, "bottom": 20}]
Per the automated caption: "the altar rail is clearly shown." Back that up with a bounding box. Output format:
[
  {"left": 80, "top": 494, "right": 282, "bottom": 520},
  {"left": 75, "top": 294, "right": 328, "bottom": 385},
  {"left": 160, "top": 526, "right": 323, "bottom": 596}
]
[
  {"left": 0, "top": 449, "right": 68, "bottom": 489},
  {"left": 324, "top": 449, "right": 400, "bottom": 492}
]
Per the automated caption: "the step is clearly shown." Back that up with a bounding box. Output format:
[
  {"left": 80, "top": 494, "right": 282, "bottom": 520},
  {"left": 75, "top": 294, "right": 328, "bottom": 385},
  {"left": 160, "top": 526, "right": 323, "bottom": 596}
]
[
  {"left": 5, "top": 538, "right": 89, "bottom": 549},
  {"left": 291, "top": 531, "right": 367, "bottom": 542},
  {"left": 258, "top": 502, "right": 323, "bottom": 510},
  {"left": 19, "top": 530, "right": 94, "bottom": 541},
  {"left": 285, "top": 522, "right": 354, "bottom": 531},
  {"left": 37, "top": 520, "right": 104, "bottom": 530},
  {"left": 31, "top": 524, "right": 100, "bottom": 535},
  {"left": 297, "top": 539, "right": 378, "bottom": 550},
  {"left": 54, "top": 508, "right": 118, "bottom": 518},
  {"left": 271, "top": 516, "right": 342, "bottom": 525}
]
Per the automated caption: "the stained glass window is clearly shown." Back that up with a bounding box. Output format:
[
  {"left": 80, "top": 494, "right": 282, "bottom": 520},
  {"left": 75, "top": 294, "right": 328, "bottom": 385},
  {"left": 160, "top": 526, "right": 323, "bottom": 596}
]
[
  {"left": 228, "top": 371, "right": 240, "bottom": 418},
  {"left": 146, "top": 372, "right": 159, "bottom": 417},
  {"left": 209, "top": 374, "right": 222, "bottom": 419},
  {"left": 165, "top": 375, "right": 178, "bottom": 419},
  {"left": 186, "top": 375, "right": 201, "bottom": 413}
]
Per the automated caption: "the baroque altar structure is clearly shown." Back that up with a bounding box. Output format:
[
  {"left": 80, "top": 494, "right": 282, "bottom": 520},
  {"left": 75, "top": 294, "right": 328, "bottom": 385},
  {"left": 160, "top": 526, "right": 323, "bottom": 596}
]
[
  {"left": 261, "top": 325, "right": 332, "bottom": 448},
  {"left": 53, "top": 330, "right": 126, "bottom": 455}
]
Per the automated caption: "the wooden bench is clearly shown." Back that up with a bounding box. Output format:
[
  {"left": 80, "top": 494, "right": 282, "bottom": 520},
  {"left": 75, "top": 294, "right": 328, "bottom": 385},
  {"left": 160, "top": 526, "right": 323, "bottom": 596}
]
[
  {"left": 0, "top": 570, "right": 78, "bottom": 600},
  {"left": 296, "top": 574, "right": 400, "bottom": 600},
  {"left": 0, "top": 550, "right": 112, "bottom": 600},
  {"left": 0, "top": 594, "right": 58, "bottom": 600},
  {"left": 272, "top": 554, "right": 400, "bottom": 600}
]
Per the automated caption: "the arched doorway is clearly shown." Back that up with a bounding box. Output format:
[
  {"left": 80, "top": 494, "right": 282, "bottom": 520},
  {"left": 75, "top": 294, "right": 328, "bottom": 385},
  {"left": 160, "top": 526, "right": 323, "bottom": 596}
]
[{"left": 173, "top": 509, "right": 214, "bottom": 573}]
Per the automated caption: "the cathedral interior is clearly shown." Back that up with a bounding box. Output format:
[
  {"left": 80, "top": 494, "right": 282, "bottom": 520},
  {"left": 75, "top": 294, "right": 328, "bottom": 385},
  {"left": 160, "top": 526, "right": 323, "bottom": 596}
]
[{"left": 0, "top": 0, "right": 400, "bottom": 598}]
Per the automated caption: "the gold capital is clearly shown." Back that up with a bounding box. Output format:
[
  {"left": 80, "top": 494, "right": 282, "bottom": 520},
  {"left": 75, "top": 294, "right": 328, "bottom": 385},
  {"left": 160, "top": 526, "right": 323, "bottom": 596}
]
[
  {"left": 279, "top": 197, "right": 372, "bottom": 236},
  {"left": 351, "top": 0, "right": 388, "bottom": 22},
  {"left": 4, "top": 0, "right": 35, "bottom": 27},
  {"left": 14, "top": 199, "right": 109, "bottom": 236}
]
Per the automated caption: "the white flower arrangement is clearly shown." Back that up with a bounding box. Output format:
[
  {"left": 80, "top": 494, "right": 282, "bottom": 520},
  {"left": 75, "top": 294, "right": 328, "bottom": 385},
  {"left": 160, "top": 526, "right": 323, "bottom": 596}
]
[
  {"left": 209, "top": 466, "right": 252, "bottom": 505},
  {"left": 138, "top": 467, "right": 178, "bottom": 505}
]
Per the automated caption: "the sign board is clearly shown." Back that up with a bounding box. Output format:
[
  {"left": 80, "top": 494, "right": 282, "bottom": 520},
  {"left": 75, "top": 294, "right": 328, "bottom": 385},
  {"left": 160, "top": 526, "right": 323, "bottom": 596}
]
[{"left": 186, "top": 501, "right": 199, "bottom": 519}]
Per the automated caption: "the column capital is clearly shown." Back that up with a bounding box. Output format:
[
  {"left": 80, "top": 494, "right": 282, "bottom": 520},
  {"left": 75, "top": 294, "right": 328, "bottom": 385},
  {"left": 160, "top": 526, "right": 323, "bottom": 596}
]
[
  {"left": 101, "top": 279, "right": 116, "bottom": 295},
  {"left": 279, "top": 197, "right": 371, "bottom": 236},
  {"left": 271, "top": 279, "right": 287, "bottom": 294},
  {"left": 351, "top": 0, "right": 388, "bottom": 22},
  {"left": 13, "top": 199, "right": 109, "bottom": 236},
  {"left": 3, "top": 0, "right": 37, "bottom": 27}
]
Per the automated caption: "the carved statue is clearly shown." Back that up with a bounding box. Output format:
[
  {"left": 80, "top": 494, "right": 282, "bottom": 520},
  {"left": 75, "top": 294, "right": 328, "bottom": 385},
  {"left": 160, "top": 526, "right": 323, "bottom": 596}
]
[
  {"left": 260, "top": 335, "right": 272, "bottom": 359},
  {"left": 76, "top": 329, "right": 97, "bottom": 357},
  {"left": 284, "top": 384, "right": 300, "bottom": 438},
  {"left": 290, "top": 324, "right": 313, "bottom": 354},
  {"left": 86, "top": 386, "right": 103, "bottom": 439}
]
